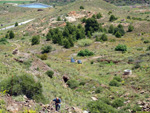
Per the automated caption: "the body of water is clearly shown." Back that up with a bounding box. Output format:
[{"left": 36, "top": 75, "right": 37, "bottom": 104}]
[{"left": 18, "top": 3, "right": 52, "bottom": 8}]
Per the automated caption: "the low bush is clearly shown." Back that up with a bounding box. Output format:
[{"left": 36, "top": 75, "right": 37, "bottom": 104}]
[
  {"left": 80, "top": 6, "right": 84, "bottom": 9},
  {"left": 67, "top": 79, "right": 79, "bottom": 89},
  {"left": 40, "top": 53, "right": 48, "bottom": 60},
  {"left": 0, "top": 38, "right": 8, "bottom": 45},
  {"left": 112, "top": 98, "right": 124, "bottom": 108},
  {"left": 41, "top": 45, "right": 52, "bottom": 54},
  {"left": 113, "top": 76, "right": 122, "bottom": 82},
  {"left": 77, "top": 49, "right": 94, "bottom": 57},
  {"left": 77, "top": 39, "right": 93, "bottom": 47},
  {"left": 109, "top": 80, "right": 120, "bottom": 87},
  {"left": 0, "top": 74, "right": 45, "bottom": 103},
  {"left": 100, "top": 33, "right": 108, "bottom": 41},
  {"left": 87, "top": 100, "right": 118, "bottom": 113},
  {"left": 143, "top": 40, "right": 150, "bottom": 44},
  {"left": 115, "top": 44, "right": 127, "bottom": 52},
  {"left": 95, "top": 86, "right": 103, "bottom": 93},
  {"left": 46, "top": 70, "right": 54, "bottom": 78},
  {"left": 146, "top": 46, "right": 150, "bottom": 51},
  {"left": 31, "top": 35, "right": 40, "bottom": 45}
]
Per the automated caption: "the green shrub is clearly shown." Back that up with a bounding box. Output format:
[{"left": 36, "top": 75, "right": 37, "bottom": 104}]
[
  {"left": 109, "top": 80, "right": 120, "bottom": 87},
  {"left": 96, "top": 13, "right": 102, "bottom": 19},
  {"left": 67, "top": 79, "right": 79, "bottom": 89},
  {"left": 9, "top": 30, "right": 15, "bottom": 39},
  {"left": 112, "top": 98, "right": 124, "bottom": 108},
  {"left": 115, "top": 44, "right": 127, "bottom": 52},
  {"left": 95, "top": 86, "right": 103, "bottom": 93},
  {"left": 46, "top": 70, "right": 54, "bottom": 78},
  {"left": 109, "top": 15, "right": 117, "bottom": 22},
  {"left": 113, "top": 76, "right": 122, "bottom": 82},
  {"left": 77, "top": 49, "right": 94, "bottom": 57},
  {"left": 80, "top": 6, "right": 84, "bottom": 9},
  {"left": 128, "top": 25, "right": 134, "bottom": 32},
  {"left": 40, "top": 53, "right": 48, "bottom": 60},
  {"left": 132, "top": 105, "right": 142, "bottom": 112},
  {"left": 108, "top": 25, "right": 114, "bottom": 34},
  {"left": 87, "top": 100, "right": 118, "bottom": 113},
  {"left": 41, "top": 45, "right": 52, "bottom": 54},
  {"left": 15, "top": 22, "right": 18, "bottom": 27},
  {"left": 0, "top": 38, "right": 8, "bottom": 45},
  {"left": 31, "top": 35, "right": 40, "bottom": 45},
  {"left": 146, "top": 46, "right": 150, "bottom": 51},
  {"left": 143, "top": 40, "right": 150, "bottom": 44},
  {"left": 77, "top": 39, "right": 93, "bottom": 47},
  {"left": 100, "top": 33, "right": 108, "bottom": 41},
  {"left": 115, "top": 31, "right": 121, "bottom": 38},
  {"left": 57, "top": 16, "right": 61, "bottom": 21},
  {"left": 0, "top": 74, "right": 45, "bottom": 103}
]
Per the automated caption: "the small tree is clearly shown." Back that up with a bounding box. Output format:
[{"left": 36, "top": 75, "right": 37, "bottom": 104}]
[
  {"left": 80, "top": 6, "right": 84, "bottom": 9},
  {"left": 15, "top": 22, "right": 18, "bottom": 27},
  {"left": 46, "top": 32, "right": 51, "bottom": 41},
  {"left": 115, "top": 44, "right": 127, "bottom": 52},
  {"left": 109, "top": 15, "right": 117, "bottom": 22},
  {"left": 57, "top": 16, "right": 61, "bottom": 21},
  {"left": 128, "top": 25, "right": 134, "bottom": 32},
  {"left": 41, "top": 45, "right": 52, "bottom": 54},
  {"left": 108, "top": 25, "right": 114, "bottom": 34},
  {"left": 100, "top": 33, "right": 108, "bottom": 41},
  {"left": 96, "top": 13, "right": 102, "bottom": 19},
  {"left": 31, "top": 35, "right": 40, "bottom": 45},
  {"left": 115, "top": 31, "right": 121, "bottom": 38},
  {"left": 9, "top": 31, "right": 15, "bottom": 39}
]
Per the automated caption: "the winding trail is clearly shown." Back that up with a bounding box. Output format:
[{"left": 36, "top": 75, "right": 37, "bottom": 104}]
[{"left": 0, "top": 19, "right": 35, "bottom": 31}]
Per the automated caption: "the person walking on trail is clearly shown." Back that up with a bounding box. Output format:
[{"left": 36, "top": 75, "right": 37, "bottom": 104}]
[{"left": 52, "top": 97, "right": 61, "bottom": 111}]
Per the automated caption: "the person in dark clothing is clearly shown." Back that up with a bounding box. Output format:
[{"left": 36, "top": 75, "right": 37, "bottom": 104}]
[{"left": 53, "top": 97, "right": 61, "bottom": 111}]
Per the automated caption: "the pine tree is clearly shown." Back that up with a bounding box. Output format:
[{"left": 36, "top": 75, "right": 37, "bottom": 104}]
[
  {"left": 128, "top": 25, "right": 134, "bottom": 32},
  {"left": 115, "top": 31, "right": 121, "bottom": 38},
  {"left": 100, "top": 33, "right": 108, "bottom": 41},
  {"left": 46, "top": 32, "right": 51, "bottom": 41},
  {"left": 96, "top": 13, "right": 102, "bottom": 19},
  {"left": 87, "top": 31, "right": 91, "bottom": 38},
  {"left": 9, "top": 31, "right": 15, "bottom": 39},
  {"left": 108, "top": 25, "right": 114, "bottom": 34}
]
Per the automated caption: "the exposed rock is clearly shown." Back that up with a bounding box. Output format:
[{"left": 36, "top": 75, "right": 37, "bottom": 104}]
[
  {"left": 91, "top": 97, "right": 98, "bottom": 101},
  {"left": 12, "top": 49, "right": 19, "bottom": 55}
]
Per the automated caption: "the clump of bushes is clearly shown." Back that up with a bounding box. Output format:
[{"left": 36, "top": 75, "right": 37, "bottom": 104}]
[
  {"left": 46, "top": 70, "right": 54, "bottom": 78},
  {"left": 67, "top": 79, "right": 79, "bottom": 89},
  {"left": 87, "top": 100, "right": 117, "bottom": 113},
  {"left": 115, "top": 44, "right": 127, "bottom": 52},
  {"left": 5, "top": 31, "right": 15, "bottom": 39},
  {"left": 0, "top": 38, "right": 8, "bottom": 45},
  {"left": 77, "top": 49, "right": 94, "bottom": 57},
  {"left": 112, "top": 98, "right": 124, "bottom": 108},
  {"left": 0, "top": 74, "right": 45, "bottom": 103},
  {"left": 41, "top": 45, "right": 52, "bottom": 53},
  {"left": 31, "top": 35, "right": 40, "bottom": 45}
]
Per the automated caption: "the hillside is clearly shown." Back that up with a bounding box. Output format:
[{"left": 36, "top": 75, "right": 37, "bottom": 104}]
[
  {"left": 104, "top": 0, "right": 150, "bottom": 6},
  {"left": 0, "top": 0, "right": 150, "bottom": 112}
]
